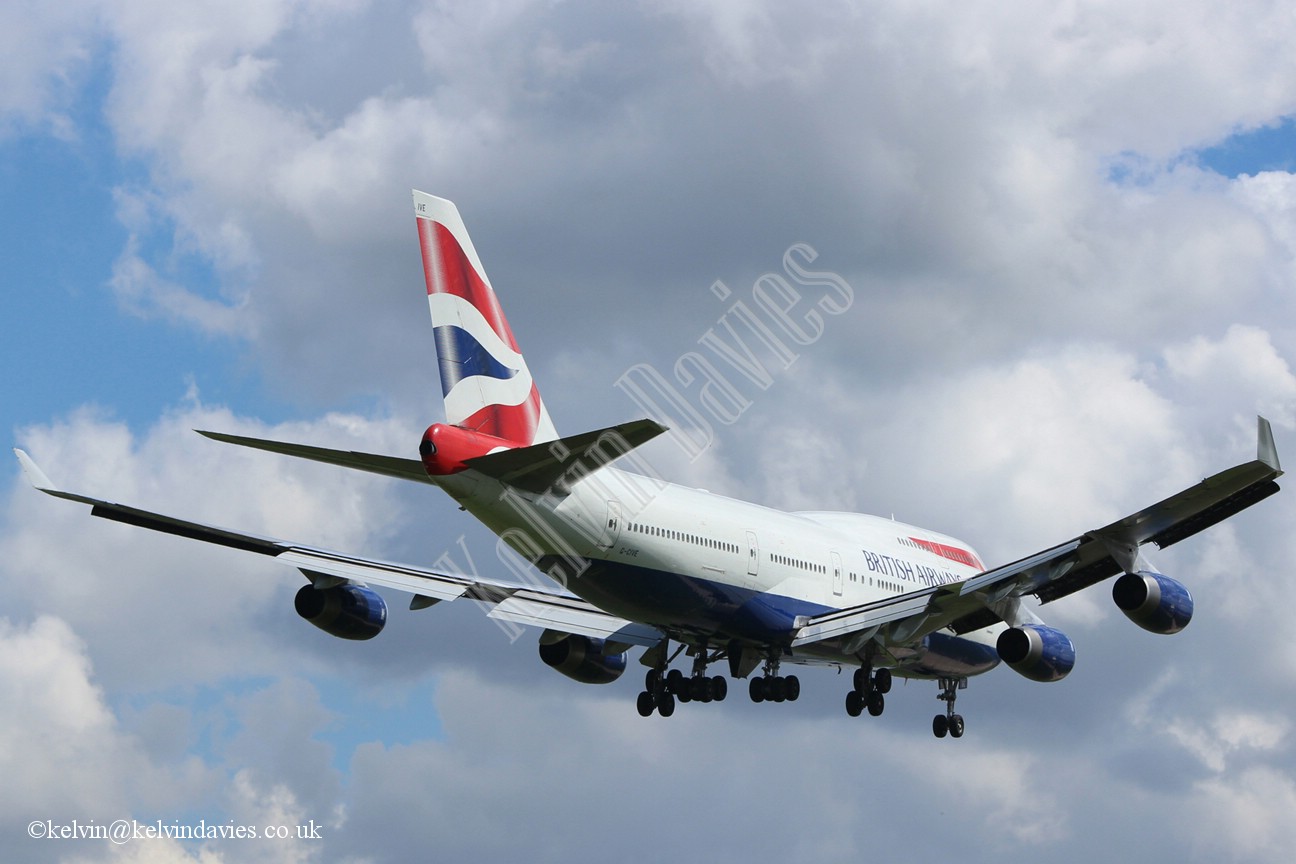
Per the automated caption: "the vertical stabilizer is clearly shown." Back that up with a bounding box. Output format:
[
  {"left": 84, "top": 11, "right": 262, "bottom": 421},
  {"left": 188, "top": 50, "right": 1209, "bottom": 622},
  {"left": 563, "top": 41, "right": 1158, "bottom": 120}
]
[{"left": 413, "top": 191, "right": 558, "bottom": 446}]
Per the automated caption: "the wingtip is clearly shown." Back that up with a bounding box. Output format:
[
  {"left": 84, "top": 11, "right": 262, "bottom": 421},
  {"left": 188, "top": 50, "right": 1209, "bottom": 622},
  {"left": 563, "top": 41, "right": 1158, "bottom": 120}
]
[
  {"left": 1258, "top": 415, "right": 1282, "bottom": 474},
  {"left": 13, "top": 448, "right": 57, "bottom": 492}
]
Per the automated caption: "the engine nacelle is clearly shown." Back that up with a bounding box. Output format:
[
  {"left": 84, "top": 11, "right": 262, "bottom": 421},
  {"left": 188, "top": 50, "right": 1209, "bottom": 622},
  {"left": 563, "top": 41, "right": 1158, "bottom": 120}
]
[
  {"left": 538, "top": 632, "right": 627, "bottom": 684},
  {"left": 996, "top": 625, "right": 1075, "bottom": 682},
  {"left": 294, "top": 583, "right": 387, "bottom": 640},
  {"left": 1112, "top": 571, "right": 1193, "bottom": 634}
]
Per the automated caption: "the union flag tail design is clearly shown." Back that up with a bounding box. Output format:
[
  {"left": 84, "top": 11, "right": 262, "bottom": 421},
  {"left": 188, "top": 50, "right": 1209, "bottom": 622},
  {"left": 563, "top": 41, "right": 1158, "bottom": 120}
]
[{"left": 413, "top": 191, "right": 558, "bottom": 446}]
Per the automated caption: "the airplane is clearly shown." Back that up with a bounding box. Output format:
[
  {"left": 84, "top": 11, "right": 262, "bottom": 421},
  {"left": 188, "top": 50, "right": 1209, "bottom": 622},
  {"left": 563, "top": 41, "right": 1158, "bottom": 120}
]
[{"left": 14, "top": 190, "right": 1285, "bottom": 739}]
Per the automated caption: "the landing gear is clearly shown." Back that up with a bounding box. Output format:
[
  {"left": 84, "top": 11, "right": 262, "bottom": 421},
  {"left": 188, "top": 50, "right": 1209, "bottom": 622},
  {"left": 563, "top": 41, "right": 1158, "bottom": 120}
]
[
  {"left": 844, "top": 662, "right": 891, "bottom": 718},
  {"left": 748, "top": 674, "right": 800, "bottom": 703},
  {"left": 636, "top": 643, "right": 729, "bottom": 716},
  {"left": 933, "top": 677, "right": 966, "bottom": 739},
  {"left": 747, "top": 655, "right": 799, "bottom": 704},
  {"left": 635, "top": 673, "right": 678, "bottom": 717}
]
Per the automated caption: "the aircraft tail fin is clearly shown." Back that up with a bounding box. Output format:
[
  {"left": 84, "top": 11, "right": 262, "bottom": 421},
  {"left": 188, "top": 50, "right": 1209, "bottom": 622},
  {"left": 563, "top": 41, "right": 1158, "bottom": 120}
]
[{"left": 413, "top": 191, "right": 558, "bottom": 447}]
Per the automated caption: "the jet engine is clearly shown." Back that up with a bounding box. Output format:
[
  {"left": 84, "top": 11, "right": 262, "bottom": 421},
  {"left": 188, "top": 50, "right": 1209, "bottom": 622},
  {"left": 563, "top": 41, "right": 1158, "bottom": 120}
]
[
  {"left": 1112, "top": 571, "right": 1193, "bottom": 634},
  {"left": 538, "top": 632, "right": 626, "bottom": 684},
  {"left": 294, "top": 583, "right": 387, "bottom": 640},
  {"left": 996, "top": 625, "right": 1076, "bottom": 682}
]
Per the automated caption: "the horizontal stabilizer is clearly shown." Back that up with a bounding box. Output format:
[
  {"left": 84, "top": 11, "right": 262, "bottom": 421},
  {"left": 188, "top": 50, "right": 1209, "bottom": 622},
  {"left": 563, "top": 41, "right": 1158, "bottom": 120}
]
[
  {"left": 463, "top": 418, "right": 667, "bottom": 494},
  {"left": 196, "top": 431, "right": 433, "bottom": 485}
]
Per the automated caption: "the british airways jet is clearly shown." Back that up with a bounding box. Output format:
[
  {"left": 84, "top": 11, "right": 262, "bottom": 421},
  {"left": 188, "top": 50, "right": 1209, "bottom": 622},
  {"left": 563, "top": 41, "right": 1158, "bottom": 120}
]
[{"left": 15, "top": 192, "right": 1284, "bottom": 738}]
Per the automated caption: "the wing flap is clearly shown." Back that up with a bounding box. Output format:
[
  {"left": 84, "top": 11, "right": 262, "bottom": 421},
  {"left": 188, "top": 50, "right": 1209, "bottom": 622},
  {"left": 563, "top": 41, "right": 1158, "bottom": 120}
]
[
  {"left": 279, "top": 549, "right": 473, "bottom": 603},
  {"left": 488, "top": 591, "right": 663, "bottom": 647}
]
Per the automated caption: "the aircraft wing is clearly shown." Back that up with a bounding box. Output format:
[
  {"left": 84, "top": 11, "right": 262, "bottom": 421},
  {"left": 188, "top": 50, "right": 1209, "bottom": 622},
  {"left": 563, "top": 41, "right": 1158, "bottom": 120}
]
[
  {"left": 12, "top": 449, "right": 663, "bottom": 649},
  {"left": 792, "top": 416, "right": 1282, "bottom": 651}
]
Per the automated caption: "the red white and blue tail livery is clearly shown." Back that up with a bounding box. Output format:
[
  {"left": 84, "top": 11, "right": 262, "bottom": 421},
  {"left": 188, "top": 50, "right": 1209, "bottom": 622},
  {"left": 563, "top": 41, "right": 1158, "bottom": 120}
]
[
  {"left": 415, "top": 191, "right": 557, "bottom": 446},
  {"left": 15, "top": 191, "right": 1284, "bottom": 738}
]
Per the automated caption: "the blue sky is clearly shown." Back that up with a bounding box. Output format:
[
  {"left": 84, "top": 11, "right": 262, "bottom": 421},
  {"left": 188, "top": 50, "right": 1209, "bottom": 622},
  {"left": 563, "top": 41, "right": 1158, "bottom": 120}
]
[
  {"left": 1198, "top": 118, "right": 1296, "bottom": 177},
  {"left": 4, "top": 4, "right": 1296, "bottom": 864},
  {"left": 1, "top": 109, "right": 256, "bottom": 435}
]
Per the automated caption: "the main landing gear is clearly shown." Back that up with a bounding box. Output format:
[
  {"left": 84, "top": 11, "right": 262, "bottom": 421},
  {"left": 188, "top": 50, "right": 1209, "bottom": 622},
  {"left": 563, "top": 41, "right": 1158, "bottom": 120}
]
[
  {"left": 844, "top": 664, "right": 891, "bottom": 718},
  {"left": 636, "top": 647, "right": 729, "bottom": 717},
  {"left": 747, "top": 656, "right": 799, "bottom": 704},
  {"left": 932, "top": 677, "right": 966, "bottom": 739}
]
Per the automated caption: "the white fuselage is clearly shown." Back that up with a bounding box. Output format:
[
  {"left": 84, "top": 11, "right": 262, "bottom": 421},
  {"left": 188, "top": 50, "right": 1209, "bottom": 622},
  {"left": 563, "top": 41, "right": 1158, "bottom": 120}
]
[{"left": 435, "top": 462, "right": 1004, "bottom": 677}]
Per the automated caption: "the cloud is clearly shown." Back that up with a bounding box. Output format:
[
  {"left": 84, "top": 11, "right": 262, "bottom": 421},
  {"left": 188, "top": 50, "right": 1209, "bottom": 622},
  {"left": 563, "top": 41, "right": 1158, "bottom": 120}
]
[
  {"left": 7, "top": 2, "right": 1296, "bottom": 863},
  {"left": 0, "top": 0, "right": 97, "bottom": 137},
  {"left": 0, "top": 616, "right": 139, "bottom": 819}
]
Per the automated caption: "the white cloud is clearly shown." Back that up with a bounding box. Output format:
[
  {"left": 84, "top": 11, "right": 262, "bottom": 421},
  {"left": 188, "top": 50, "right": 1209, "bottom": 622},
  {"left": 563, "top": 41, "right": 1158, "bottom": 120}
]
[
  {"left": 4, "top": 401, "right": 421, "bottom": 693},
  {"left": 7, "top": 2, "right": 1296, "bottom": 863},
  {"left": 1189, "top": 767, "right": 1296, "bottom": 862},
  {"left": 0, "top": 616, "right": 138, "bottom": 817},
  {"left": 0, "top": 0, "right": 97, "bottom": 136}
]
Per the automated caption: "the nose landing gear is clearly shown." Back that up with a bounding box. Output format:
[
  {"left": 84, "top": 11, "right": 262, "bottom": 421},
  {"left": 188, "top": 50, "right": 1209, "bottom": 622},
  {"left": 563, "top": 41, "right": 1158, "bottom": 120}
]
[{"left": 932, "top": 677, "right": 966, "bottom": 738}]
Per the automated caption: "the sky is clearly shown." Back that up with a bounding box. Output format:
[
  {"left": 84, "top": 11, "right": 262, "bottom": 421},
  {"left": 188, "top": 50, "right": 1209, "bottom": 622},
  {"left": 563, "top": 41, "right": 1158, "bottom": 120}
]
[{"left": 4, "top": 1, "right": 1296, "bottom": 862}]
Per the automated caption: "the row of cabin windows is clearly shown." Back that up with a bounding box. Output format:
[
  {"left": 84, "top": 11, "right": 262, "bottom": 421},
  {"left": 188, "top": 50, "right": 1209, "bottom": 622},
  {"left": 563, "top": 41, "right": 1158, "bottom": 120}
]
[
  {"left": 627, "top": 522, "right": 739, "bottom": 555},
  {"left": 766, "top": 556, "right": 902, "bottom": 594},
  {"left": 769, "top": 553, "right": 826, "bottom": 575}
]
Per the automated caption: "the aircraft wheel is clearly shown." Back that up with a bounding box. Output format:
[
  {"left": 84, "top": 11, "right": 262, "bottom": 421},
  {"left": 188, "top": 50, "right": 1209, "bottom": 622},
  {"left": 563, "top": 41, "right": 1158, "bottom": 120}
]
[
  {"left": 846, "top": 690, "right": 864, "bottom": 717},
  {"left": 867, "top": 690, "right": 885, "bottom": 717},
  {"left": 933, "top": 714, "right": 949, "bottom": 738},
  {"left": 853, "top": 667, "right": 869, "bottom": 693},
  {"left": 697, "top": 677, "right": 713, "bottom": 703},
  {"left": 712, "top": 676, "right": 728, "bottom": 701},
  {"left": 749, "top": 676, "right": 766, "bottom": 703},
  {"left": 874, "top": 668, "right": 892, "bottom": 694},
  {"left": 636, "top": 691, "right": 655, "bottom": 717},
  {"left": 950, "top": 715, "right": 965, "bottom": 738},
  {"left": 657, "top": 692, "right": 676, "bottom": 717},
  {"left": 769, "top": 676, "right": 786, "bottom": 702},
  {"left": 644, "top": 669, "right": 661, "bottom": 693},
  {"left": 666, "top": 669, "right": 686, "bottom": 694},
  {"left": 784, "top": 675, "right": 800, "bottom": 702}
]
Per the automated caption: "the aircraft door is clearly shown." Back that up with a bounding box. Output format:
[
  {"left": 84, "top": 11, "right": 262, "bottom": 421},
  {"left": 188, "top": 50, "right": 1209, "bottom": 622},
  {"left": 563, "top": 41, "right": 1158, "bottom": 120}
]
[
  {"left": 598, "top": 501, "right": 622, "bottom": 551},
  {"left": 746, "top": 531, "right": 760, "bottom": 577},
  {"left": 831, "top": 551, "right": 843, "bottom": 596}
]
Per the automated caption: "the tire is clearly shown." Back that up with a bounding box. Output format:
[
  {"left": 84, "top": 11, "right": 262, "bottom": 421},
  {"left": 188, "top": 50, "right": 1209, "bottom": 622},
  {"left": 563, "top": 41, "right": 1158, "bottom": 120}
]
[
  {"left": 712, "top": 676, "right": 728, "bottom": 701},
  {"left": 950, "top": 715, "right": 965, "bottom": 738},
  {"left": 867, "top": 690, "right": 885, "bottom": 717},
  {"left": 845, "top": 690, "right": 864, "bottom": 717},
  {"left": 933, "top": 714, "right": 948, "bottom": 738},
  {"left": 657, "top": 692, "right": 676, "bottom": 717},
  {"left": 784, "top": 675, "right": 800, "bottom": 701},
  {"left": 874, "top": 668, "right": 892, "bottom": 694},
  {"left": 769, "top": 676, "right": 786, "bottom": 703},
  {"left": 636, "top": 691, "right": 655, "bottom": 717},
  {"left": 853, "top": 667, "right": 869, "bottom": 694},
  {"left": 666, "top": 668, "right": 686, "bottom": 694},
  {"left": 749, "top": 676, "right": 766, "bottom": 703}
]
